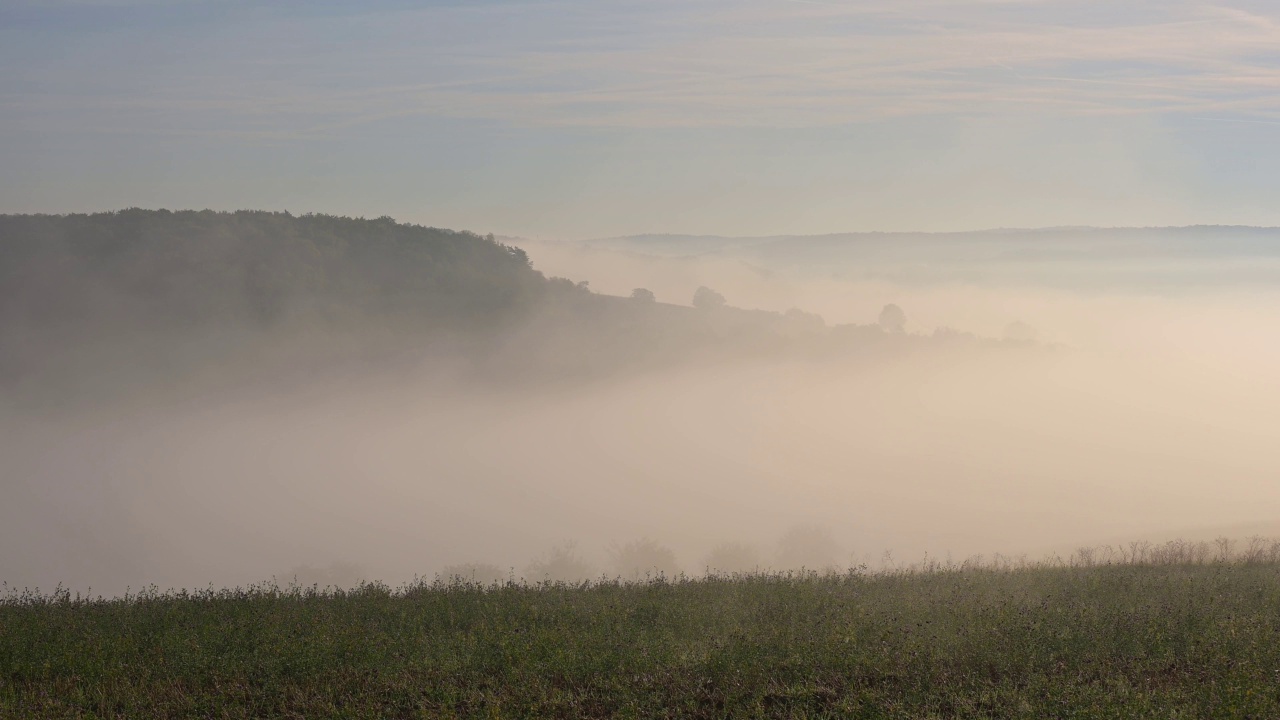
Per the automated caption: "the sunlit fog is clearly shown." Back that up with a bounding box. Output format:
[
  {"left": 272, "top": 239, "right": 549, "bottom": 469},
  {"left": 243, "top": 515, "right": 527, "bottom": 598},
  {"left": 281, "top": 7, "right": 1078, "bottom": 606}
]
[
  {"left": 4, "top": 216, "right": 1279, "bottom": 596},
  {"left": 4, "top": 0, "right": 1280, "bottom": 598},
  {"left": 10, "top": 2, "right": 1280, "bottom": 717}
]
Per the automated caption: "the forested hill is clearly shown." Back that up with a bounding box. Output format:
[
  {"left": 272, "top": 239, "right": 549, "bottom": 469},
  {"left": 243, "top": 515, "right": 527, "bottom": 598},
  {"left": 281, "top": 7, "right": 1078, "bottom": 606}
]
[
  {"left": 0, "top": 210, "right": 608, "bottom": 396},
  {"left": 0, "top": 209, "right": 549, "bottom": 330},
  {"left": 0, "top": 210, "right": 1011, "bottom": 401}
]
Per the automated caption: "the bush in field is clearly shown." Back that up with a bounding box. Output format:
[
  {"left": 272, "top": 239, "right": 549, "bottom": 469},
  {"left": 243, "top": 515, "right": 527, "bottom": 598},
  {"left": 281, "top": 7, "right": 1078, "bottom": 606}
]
[
  {"left": 702, "top": 542, "right": 763, "bottom": 575},
  {"left": 630, "top": 288, "right": 656, "bottom": 303},
  {"left": 525, "top": 542, "right": 595, "bottom": 583},
  {"left": 609, "top": 538, "right": 681, "bottom": 581}
]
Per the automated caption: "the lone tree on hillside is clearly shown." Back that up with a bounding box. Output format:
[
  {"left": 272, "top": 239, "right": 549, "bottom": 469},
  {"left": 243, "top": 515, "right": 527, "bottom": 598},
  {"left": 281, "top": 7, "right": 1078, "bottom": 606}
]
[
  {"left": 878, "top": 303, "right": 907, "bottom": 333},
  {"left": 692, "top": 286, "right": 727, "bottom": 310},
  {"left": 630, "top": 288, "right": 656, "bottom": 303}
]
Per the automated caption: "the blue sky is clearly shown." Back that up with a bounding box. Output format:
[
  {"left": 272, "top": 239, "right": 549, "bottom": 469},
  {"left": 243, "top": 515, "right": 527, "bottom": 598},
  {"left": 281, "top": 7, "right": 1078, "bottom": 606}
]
[{"left": 3, "top": 0, "right": 1280, "bottom": 237}]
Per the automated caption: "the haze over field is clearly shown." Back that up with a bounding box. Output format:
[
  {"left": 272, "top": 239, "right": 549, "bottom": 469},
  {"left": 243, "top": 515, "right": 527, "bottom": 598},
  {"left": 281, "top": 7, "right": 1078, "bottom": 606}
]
[
  {"left": 3, "top": 0, "right": 1280, "bottom": 598},
  {"left": 2, "top": 213, "right": 1279, "bottom": 596}
]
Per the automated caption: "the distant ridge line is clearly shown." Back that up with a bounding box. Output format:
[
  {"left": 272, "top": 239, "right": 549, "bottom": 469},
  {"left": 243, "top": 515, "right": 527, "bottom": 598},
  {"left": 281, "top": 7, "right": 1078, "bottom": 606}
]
[{"left": 591, "top": 225, "right": 1280, "bottom": 243}]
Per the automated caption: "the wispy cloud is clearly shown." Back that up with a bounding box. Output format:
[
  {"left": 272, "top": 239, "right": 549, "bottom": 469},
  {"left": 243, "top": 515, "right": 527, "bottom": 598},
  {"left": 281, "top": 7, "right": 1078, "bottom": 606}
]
[{"left": 4, "top": 0, "right": 1280, "bottom": 135}]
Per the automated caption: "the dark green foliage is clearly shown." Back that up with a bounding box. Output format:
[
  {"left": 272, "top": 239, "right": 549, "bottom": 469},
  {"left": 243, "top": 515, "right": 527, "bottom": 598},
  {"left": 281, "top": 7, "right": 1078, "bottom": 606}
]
[
  {"left": 0, "top": 209, "right": 546, "bottom": 330},
  {"left": 0, "top": 210, "right": 598, "bottom": 395},
  {"left": 6, "top": 563, "right": 1280, "bottom": 718},
  {"left": 0, "top": 209, "right": 1039, "bottom": 401},
  {"left": 0, "top": 210, "right": 781, "bottom": 393}
]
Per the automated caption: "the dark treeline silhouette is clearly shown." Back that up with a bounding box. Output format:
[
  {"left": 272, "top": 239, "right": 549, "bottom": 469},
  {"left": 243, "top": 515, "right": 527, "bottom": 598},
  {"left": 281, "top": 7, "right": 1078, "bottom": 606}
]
[
  {"left": 0, "top": 209, "right": 544, "bottom": 331},
  {"left": 0, "top": 210, "right": 1028, "bottom": 400},
  {"left": 0, "top": 210, "right": 576, "bottom": 394}
]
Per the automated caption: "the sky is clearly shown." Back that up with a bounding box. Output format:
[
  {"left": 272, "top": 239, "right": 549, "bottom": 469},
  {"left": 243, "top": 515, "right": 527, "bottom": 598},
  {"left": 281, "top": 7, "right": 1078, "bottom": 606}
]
[{"left": 3, "top": 0, "right": 1280, "bottom": 238}]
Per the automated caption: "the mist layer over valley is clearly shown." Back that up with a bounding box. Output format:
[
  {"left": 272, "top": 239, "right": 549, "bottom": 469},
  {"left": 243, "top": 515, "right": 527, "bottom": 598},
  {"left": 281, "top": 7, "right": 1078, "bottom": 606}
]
[{"left": 4, "top": 212, "right": 1279, "bottom": 596}]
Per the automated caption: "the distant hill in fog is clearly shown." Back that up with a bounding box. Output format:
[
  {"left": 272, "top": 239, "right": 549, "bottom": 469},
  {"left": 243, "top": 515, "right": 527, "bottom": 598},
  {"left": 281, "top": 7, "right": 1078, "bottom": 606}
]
[
  {"left": 0, "top": 209, "right": 549, "bottom": 331},
  {"left": 0, "top": 210, "right": 572, "bottom": 395},
  {"left": 3, "top": 210, "right": 1005, "bottom": 401},
  {"left": 572, "top": 226, "right": 1280, "bottom": 289},
  {"left": 587, "top": 226, "right": 1280, "bottom": 259}
]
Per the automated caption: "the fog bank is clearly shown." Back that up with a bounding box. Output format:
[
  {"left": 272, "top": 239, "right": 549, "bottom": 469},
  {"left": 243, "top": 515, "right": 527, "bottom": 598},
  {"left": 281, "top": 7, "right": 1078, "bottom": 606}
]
[{"left": 5, "top": 226, "right": 1280, "bottom": 595}]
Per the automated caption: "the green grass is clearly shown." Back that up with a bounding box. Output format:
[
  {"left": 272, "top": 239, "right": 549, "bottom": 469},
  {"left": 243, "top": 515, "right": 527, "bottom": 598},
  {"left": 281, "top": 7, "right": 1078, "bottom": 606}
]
[{"left": 5, "top": 563, "right": 1280, "bottom": 718}]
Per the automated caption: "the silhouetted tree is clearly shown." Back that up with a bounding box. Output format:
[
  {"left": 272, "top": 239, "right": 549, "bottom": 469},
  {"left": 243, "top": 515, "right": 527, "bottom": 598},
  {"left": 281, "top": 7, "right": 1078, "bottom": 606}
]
[
  {"left": 503, "top": 243, "right": 532, "bottom": 268},
  {"left": 692, "top": 286, "right": 726, "bottom": 310},
  {"left": 878, "top": 303, "right": 907, "bottom": 333},
  {"left": 630, "top": 288, "right": 656, "bottom": 303}
]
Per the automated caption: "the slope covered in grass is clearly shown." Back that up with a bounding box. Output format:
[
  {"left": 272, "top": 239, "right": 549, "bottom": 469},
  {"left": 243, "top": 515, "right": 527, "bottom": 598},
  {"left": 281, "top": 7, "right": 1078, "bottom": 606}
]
[
  {"left": 2, "top": 210, "right": 1010, "bottom": 404},
  {"left": 5, "top": 561, "right": 1280, "bottom": 718}
]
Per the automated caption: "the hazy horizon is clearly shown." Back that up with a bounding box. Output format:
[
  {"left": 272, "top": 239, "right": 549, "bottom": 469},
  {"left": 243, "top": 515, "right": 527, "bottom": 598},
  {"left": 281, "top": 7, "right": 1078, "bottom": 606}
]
[
  {"left": 6, "top": 0, "right": 1280, "bottom": 237},
  {"left": 4, "top": 211, "right": 1279, "bottom": 597},
  {"left": 4, "top": 0, "right": 1280, "bottom": 597},
  {"left": 7, "top": 3, "right": 1280, "bottom": 716}
]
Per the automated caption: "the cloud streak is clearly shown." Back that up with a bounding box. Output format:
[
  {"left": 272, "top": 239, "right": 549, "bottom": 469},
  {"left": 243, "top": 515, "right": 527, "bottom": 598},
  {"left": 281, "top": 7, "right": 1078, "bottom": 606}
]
[{"left": 4, "top": 0, "right": 1280, "bottom": 135}]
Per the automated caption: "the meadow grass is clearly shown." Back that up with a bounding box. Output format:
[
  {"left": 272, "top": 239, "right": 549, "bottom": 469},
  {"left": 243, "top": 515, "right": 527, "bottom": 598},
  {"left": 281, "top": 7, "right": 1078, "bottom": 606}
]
[{"left": 4, "top": 557, "right": 1280, "bottom": 718}]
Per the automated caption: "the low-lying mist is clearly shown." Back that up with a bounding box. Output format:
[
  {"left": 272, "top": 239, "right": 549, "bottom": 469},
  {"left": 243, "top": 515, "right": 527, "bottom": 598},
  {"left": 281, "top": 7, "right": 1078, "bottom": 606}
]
[
  {"left": 5, "top": 219, "right": 1280, "bottom": 597},
  {"left": 5, "top": 300, "right": 1280, "bottom": 596}
]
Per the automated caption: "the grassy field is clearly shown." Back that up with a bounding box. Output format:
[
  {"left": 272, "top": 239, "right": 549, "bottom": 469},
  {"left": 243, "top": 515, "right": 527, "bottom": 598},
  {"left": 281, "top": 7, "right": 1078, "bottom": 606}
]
[{"left": 5, "top": 558, "right": 1280, "bottom": 718}]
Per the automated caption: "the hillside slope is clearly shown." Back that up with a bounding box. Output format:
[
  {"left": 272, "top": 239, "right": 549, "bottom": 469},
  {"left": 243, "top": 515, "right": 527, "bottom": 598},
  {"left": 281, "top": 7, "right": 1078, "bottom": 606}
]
[{"left": 0, "top": 210, "right": 1010, "bottom": 402}]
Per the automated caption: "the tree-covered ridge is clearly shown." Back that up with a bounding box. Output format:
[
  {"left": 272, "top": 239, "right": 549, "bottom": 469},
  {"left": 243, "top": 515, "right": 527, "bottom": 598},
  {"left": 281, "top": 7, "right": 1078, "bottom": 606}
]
[
  {"left": 0, "top": 210, "right": 1026, "bottom": 400},
  {"left": 0, "top": 209, "right": 546, "bottom": 329}
]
